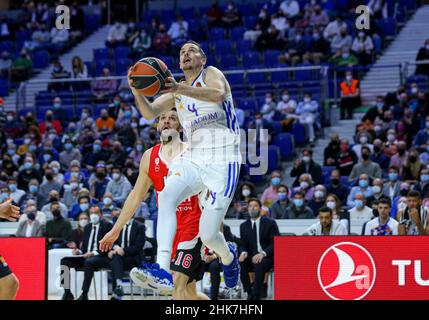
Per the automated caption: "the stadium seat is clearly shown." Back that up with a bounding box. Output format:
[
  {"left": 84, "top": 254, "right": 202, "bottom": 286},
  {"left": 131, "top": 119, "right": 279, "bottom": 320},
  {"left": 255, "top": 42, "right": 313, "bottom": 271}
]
[
  {"left": 115, "top": 58, "right": 132, "bottom": 75},
  {"left": 378, "top": 18, "right": 397, "bottom": 38},
  {"left": 243, "top": 16, "right": 257, "bottom": 29},
  {"left": 95, "top": 59, "right": 112, "bottom": 76},
  {"left": 230, "top": 27, "right": 246, "bottom": 40},
  {"left": 114, "top": 46, "right": 130, "bottom": 60},
  {"left": 16, "top": 30, "right": 31, "bottom": 41},
  {"left": 199, "top": 41, "right": 210, "bottom": 55},
  {"left": 0, "top": 80, "right": 8, "bottom": 96},
  {"left": 271, "top": 121, "right": 283, "bottom": 134},
  {"left": 263, "top": 50, "right": 281, "bottom": 67},
  {"left": 226, "top": 73, "right": 245, "bottom": 87},
  {"left": 242, "top": 52, "right": 260, "bottom": 68},
  {"left": 181, "top": 8, "right": 195, "bottom": 20},
  {"left": 32, "top": 50, "right": 50, "bottom": 69},
  {"left": 322, "top": 166, "right": 336, "bottom": 184},
  {"left": 247, "top": 72, "right": 266, "bottom": 85},
  {"left": 213, "top": 40, "right": 231, "bottom": 55},
  {"left": 236, "top": 98, "right": 257, "bottom": 112},
  {"left": 84, "top": 14, "right": 101, "bottom": 33},
  {"left": 209, "top": 28, "right": 226, "bottom": 41},
  {"left": 235, "top": 39, "right": 252, "bottom": 53},
  {"left": 0, "top": 41, "right": 13, "bottom": 53},
  {"left": 267, "top": 145, "right": 280, "bottom": 172},
  {"left": 93, "top": 48, "right": 110, "bottom": 61},
  {"left": 270, "top": 70, "right": 290, "bottom": 83},
  {"left": 159, "top": 56, "right": 174, "bottom": 69},
  {"left": 219, "top": 55, "right": 238, "bottom": 69},
  {"left": 272, "top": 133, "right": 294, "bottom": 159},
  {"left": 295, "top": 66, "right": 314, "bottom": 81}
]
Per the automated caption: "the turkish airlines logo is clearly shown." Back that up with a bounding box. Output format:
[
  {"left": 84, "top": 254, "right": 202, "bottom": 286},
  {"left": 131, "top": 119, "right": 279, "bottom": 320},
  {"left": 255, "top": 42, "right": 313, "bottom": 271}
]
[{"left": 317, "top": 242, "right": 376, "bottom": 300}]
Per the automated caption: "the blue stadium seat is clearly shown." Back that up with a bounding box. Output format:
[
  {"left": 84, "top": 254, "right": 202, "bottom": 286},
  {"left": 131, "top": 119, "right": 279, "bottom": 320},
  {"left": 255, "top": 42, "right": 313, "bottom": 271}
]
[
  {"left": 322, "top": 166, "right": 336, "bottom": 184},
  {"left": 399, "top": 0, "right": 417, "bottom": 11},
  {"left": 115, "top": 58, "right": 132, "bottom": 76},
  {"left": 95, "top": 59, "right": 112, "bottom": 76},
  {"left": 0, "top": 41, "right": 13, "bottom": 53},
  {"left": 247, "top": 72, "right": 266, "bottom": 85},
  {"left": 267, "top": 145, "right": 280, "bottom": 172},
  {"left": 235, "top": 39, "right": 252, "bottom": 53},
  {"left": 236, "top": 4, "right": 255, "bottom": 16},
  {"left": 219, "top": 55, "right": 238, "bottom": 69},
  {"left": 272, "top": 133, "right": 294, "bottom": 159},
  {"left": 0, "top": 80, "right": 8, "bottom": 96},
  {"left": 378, "top": 18, "right": 396, "bottom": 38},
  {"left": 270, "top": 70, "right": 289, "bottom": 83},
  {"left": 85, "top": 14, "right": 101, "bottom": 33},
  {"left": 209, "top": 28, "right": 226, "bottom": 41},
  {"left": 84, "top": 61, "right": 94, "bottom": 77},
  {"left": 36, "top": 107, "right": 52, "bottom": 121},
  {"left": 226, "top": 73, "right": 245, "bottom": 86},
  {"left": 236, "top": 98, "right": 257, "bottom": 112},
  {"left": 243, "top": 16, "right": 257, "bottom": 29},
  {"left": 18, "top": 107, "right": 34, "bottom": 117},
  {"left": 242, "top": 52, "right": 260, "bottom": 68},
  {"left": 16, "top": 30, "right": 31, "bottom": 41},
  {"left": 295, "top": 66, "right": 313, "bottom": 81},
  {"left": 213, "top": 40, "right": 231, "bottom": 55},
  {"left": 158, "top": 56, "right": 174, "bottom": 69},
  {"left": 114, "top": 46, "right": 130, "bottom": 60},
  {"left": 94, "top": 104, "right": 109, "bottom": 117},
  {"left": 230, "top": 27, "right": 246, "bottom": 40},
  {"left": 263, "top": 50, "right": 281, "bottom": 67},
  {"left": 32, "top": 50, "right": 49, "bottom": 69},
  {"left": 181, "top": 8, "right": 195, "bottom": 21},
  {"left": 93, "top": 48, "right": 110, "bottom": 61},
  {"left": 199, "top": 41, "right": 210, "bottom": 55},
  {"left": 271, "top": 121, "right": 282, "bottom": 134}
]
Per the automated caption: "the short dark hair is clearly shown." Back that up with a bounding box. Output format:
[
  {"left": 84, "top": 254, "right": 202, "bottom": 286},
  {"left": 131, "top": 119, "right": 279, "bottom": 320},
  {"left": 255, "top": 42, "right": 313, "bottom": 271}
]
[
  {"left": 389, "top": 165, "right": 399, "bottom": 172},
  {"left": 361, "top": 146, "right": 371, "bottom": 153},
  {"left": 303, "top": 148, "right": 313, "bottom": 156},
  {"left": 319, "top": 206, "right": 332, "bottom": 215},
  {"left": 248, "top": 198, "right": 262, "bottom": 208},
  {"left": 294, "top": 191, "right": 305, "bottom": 198},
  {"left": 78, "top": 195, "right": 90, "bottom": 203},
  {"left": 407, "top": 190, "right": 421, "bottom": 199},
  {"left": 181, "top": 40, "right": 206, "bottom": 59},
  {"left": 378, "top": 198, "right": 391, "bottom": 207},
  {"left": 278, "top": 184, "right": 288, "bottom": 192}
]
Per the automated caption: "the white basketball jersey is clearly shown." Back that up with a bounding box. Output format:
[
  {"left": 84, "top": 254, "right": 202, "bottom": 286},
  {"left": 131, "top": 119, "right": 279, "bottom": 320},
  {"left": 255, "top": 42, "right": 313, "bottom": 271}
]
[{"left": 174, "top": 68, "right": 241, "bottom": 163}]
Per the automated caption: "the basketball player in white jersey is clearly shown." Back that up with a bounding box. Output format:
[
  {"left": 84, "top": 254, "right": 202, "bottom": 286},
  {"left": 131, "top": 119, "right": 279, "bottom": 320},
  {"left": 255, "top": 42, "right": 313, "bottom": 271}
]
[{"left": 127, "top": 41, "right": 241, "bottom": 289}]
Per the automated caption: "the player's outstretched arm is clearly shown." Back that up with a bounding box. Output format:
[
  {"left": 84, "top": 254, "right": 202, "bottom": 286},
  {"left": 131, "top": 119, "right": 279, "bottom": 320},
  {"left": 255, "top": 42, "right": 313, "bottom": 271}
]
[
  {"left": 128, "top": 67, "right": 175, "bottom": 120},
  {"left": 161, "top": 66, "right": 226, "bottom": 104},
  {"left": 99, "top": 150, "right": 152, "bottom": 251},
  {"left": 0, "top": 199, "right": 20, "bottom": 221}
]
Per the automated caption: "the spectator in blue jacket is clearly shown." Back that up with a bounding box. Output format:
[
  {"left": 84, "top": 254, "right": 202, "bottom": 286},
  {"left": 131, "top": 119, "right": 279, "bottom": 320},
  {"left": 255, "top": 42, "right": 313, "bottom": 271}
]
[
  {"left": 370, "top": 139, "right": 390, "bottom": 173},
  {"left": 296, "top": 92, "right": 319, "bottom": 146},
  {"left": 413, "top": 115, "right": 429, "bottom": 147}
]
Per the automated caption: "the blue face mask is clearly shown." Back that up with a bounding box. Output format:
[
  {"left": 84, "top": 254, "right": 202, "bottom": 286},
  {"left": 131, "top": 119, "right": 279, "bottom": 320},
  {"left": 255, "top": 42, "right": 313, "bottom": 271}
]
[
  {"left": 29, "top": 185, "right": 38, "bottom": 193},
  {"left": 354, "top": 199, "right": 363, "bottom": 208},
  {"left": 53, "top": 103, "right": 61, "bottom": 109},
  {"left": 271, "top": 177, "right": 281, "bottom": 186},
  {"left": 388, "top": 173, "right": 398, "bottom": 181},
  {"left": 293, "top": 199, "right": 303, "bottom": 207},
  {"left": 29, "top": 145, "right": 37, "bottom": 152},
  {"left": 421, "top": 174, "right": 429, "bottom": 183},
  {"left": 359, "top": 179, "right": 369, "bottom": 188},
  {"left": 278, "top": 193, "right": 287, "bottom": 201},
  {"left": 136, "top": 145, "right": 143, "bottom": 152},
  {"left": 124, "top": 110, "right": 132, "bottom": 118},
  {"left": 80, "top": 203, "right": 89, "bottom": 212},
  {"left": 43, "top": 154, "right": 51, "bottom": 162},
  {"left": 93, "top": 145, "right": 101, "bottom": 152},
  {"left": 7, "top": 149, "right": 15, "bottom": 156},
  {"left": 0, "top": 193, "right": 8, "bottom": 201},
  {"left": 9, "top": 184, "right": 17, "bottom": 192},
  {"left": 65, "top": 143, "right": 73, "bottom": 151},
  {"left": 24, "top": 162, "right": 33, "bottom": 170}
]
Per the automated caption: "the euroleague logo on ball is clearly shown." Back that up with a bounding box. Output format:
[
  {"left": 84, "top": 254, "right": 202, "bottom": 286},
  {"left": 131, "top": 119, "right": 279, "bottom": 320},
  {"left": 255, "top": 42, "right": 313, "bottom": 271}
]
[{"left": 317, "top": 242, "right": 376, "bottom": 300}]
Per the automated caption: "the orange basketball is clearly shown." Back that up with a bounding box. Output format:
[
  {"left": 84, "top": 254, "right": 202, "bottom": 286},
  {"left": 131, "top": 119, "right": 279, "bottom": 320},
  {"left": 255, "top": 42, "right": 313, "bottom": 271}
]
[{"left": 128, "top": 57, "right": 171, "bottom": 97}]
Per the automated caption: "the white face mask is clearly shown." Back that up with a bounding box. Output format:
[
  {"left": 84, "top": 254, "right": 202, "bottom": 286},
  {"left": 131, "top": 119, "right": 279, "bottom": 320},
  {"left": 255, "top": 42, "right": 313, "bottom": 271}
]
[
  {"left": 314, "top": 190, "right": 324, "bottom": 199},
  {"left": 326, "top": 201, "right": 336, "bottom": 210},
  {"left": 372, "top": 185, "right": 381, "bottom": 194},
  {"left": 304, "top": 97, "right": 311, "bottom": 103},
  {"left": 411, "top": 87, "right": 418, "bottom": 94},
  {"left": 103, "top": 197, "right": 112, "bottom": 206},
  {"left": 346, "top": 75, "right": 352, "bottom": 81},
  {"left": 360, "top": 136, "right": 368, "bottom": 144},
  {"left": 70, "top": 182, "right": 78, "bottom": 190},
  {"left": 112, "top": 173, "right": 120, "bottom": 181},
  {"left": 302, "top": 156, "right": 311, "bottom": 163},
  {"left": 387, "top": 134, "right": 395, "bottom": 142},
  {"left": 90, "top": 214, "right": 100, "bottom": 224},
  {"left": 265, "top": 97, "right": 272, "bottom": 104},
  {"left": 79, "top": 219, "right": 88, "bottom": 228},
  {"left": 242, "top": 189, "right": 251, "bottom": 197},
  {"left": 300, "top": 181, "right": 309, "bottom": 189},
  {"left": 52, "top": 167, "right": 59, "bottom": 174},
  {"left": 282, "top": 95, "right": 289, "bottom": 101}
]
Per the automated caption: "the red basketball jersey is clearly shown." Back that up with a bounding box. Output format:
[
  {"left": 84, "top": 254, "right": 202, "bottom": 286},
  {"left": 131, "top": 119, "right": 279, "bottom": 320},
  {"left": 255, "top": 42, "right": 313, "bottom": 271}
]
[{"left": 147, "top": 144, "right": 201, "bottom": 258}]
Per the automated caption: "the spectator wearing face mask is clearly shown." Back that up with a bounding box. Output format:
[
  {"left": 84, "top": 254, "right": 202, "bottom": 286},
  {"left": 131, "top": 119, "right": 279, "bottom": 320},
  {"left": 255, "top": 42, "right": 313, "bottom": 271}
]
[
  {"left": 352, "top": 131, "right": 373, "bottom": 161},
  {"left": 82, "top": 140, "right": 109, "bottom": 171},
  {"left": 270, "top": 184, "right": 290, "bottom": 219},
  {"left": 284, "top": 191, "right": 313, "bottom": 219},
  {"left": 351, "top": 31, "right": 374, "bottom": 65},
  {"left": 323, "top": 133, "right": 340, "bottom": 166},
  {"left": 366, "top": 178, "right": 389, "bottom": 207},
  {"left": 305, "top": 206, "right": 347, "bottom": 235},
  {"left": 70, "top": 194, "right": 91, "bottom": 220},
  {"left": 302, "top": 29, "right": 330, "bottom": 65},
  {"left": 101, "top": 193, "right": 115, "bottom": 217},
  {"left": 260, "top": 170, "right": 283, "bottom": 208},
  {"left": 88, "top": 163, "right": 110, "bottom": 202},
  {"left": 260, "top": 93, "right": 277, "bottom": 121},
  {"left": 330, "top": 26, "right": 352, "bottom": 53},
  {"left": 415, "top": 39, "right": 429, "bottom": 76},
  {"left": 19, "top": 180, "right": 45, "bottom": 210},
  {"left": 8, "top": 176, "right": 25, "bottom": 205},
  {"left": 339, "top": 71, "right": 361, "bottom": 120},
  {"left": 296, "top": 93, "right": 320, "bottom": 145},
  {"left": 63, "top": 176, "right": 82, "bottom": 208},
  {"left": 412, "top": 115, "right": 429, "bottom": 147},
  {"left": 1, "top": 154, "right": 18, "bottom": 177},
  {"left": 41, "top": 190, "right": 68, "bottom": 220},
  {"left": 152, "top": 23, "right": 171, "bottom": 55},
  {"left": 105, "top": 166, "right": 132, "bottom": 207},
  {"left": 59, "top": 138, "right": 82, "bottom": 169},
  {"left": 276, "top": 89, "right": 297, "bottom": 119},
  {"left": 68, "top": 212, "right": 89, "bottom": 251},
  {"left": 363, "top": 96, "right": 387, "bottom": 124},
  {"left": 39, "top": 110, "right": 63, "bottom": 135},
  {"left": 325, "top": 194, "right": 350, "bottom": 233},
  {"left": 325, "top": 170, "right": 348, "bottom": 205},
  {"left": 76, "top": 107, "right": 95, "bottom": 133},
  {"left": 106, "top": 21, "right": 127, "bottom": 48},
  {"left": 290, "top": 149, "right": 322, "bottom": 187},
  {"left": 382, "top": 166, "right": 401, "bottom": 200},
  {"left": 17, "top": 157, "right": 42, "bottom": 191},
  {"left": 107, "top": 141, "right": 128, "bottom": 168},
  {"left": 47, "top": 161, "right": 64, "bottom": 186},
  {"left": 16, "top": 205, "right": 45, "bottom": 237},
  {"left": 347, "top": 173, "right": 373, "bottom": 207},
  {"left": 45, "top": 201, "right": 72, "bottom": 249},
  {"left": 39, "top": 168, "right": 62, "bottom": 200},
  {"left": 390, "top": 141, "right": 408, "bottom": 176},
  {"left": 129, "top": 140, "right": 145, "bottom": 167},
  {"left": 308, "top": 185, "right": 327, "bottom": 217},
  {"left": 402, "top": 150, "right": 422, "bottom": 184},
  {"left": 413, "top": 168, "right": 429, "bottom": 199},
  {"left": 349, "top": 192, "right": 373, "bottom": 221},
  {"left": 349, "top": 146, "right": 381, "bottom": 183},
  {"left": 370, "top": 139, "right": 390, "bottom": 172}
]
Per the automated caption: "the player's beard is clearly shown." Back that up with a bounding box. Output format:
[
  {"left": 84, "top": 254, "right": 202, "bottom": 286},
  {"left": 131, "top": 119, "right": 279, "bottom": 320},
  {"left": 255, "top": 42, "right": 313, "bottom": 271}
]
[{"left": 161, "top": 129, "right": 179, "bottom": 144}]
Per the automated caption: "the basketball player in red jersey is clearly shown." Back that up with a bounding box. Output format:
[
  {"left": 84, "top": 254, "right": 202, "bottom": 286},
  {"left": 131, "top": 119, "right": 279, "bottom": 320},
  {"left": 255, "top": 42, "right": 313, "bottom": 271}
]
[
  {"left": 0, "top": 199, "right": 20, "bottom": 299},
  {"left": 100, "top": 110, "right": 209, "bottom": 300}
]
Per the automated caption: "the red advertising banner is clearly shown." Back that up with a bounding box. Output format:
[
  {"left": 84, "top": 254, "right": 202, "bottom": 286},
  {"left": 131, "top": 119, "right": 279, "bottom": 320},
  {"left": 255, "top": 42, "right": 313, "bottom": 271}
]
[
  {"left": 274, "top": 236, "right": 429, "bottom": 300},
  {"left": 0, "top": 237, "right": 46, "bottom": 300}
]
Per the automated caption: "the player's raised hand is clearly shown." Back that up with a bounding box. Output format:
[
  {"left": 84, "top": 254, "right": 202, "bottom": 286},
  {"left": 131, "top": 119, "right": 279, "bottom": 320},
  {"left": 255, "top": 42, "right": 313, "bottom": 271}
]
[
  {"left": 99, "top": 229, "right": 120, "bottom": 252},
  {"left": 0, "top": 199, "right": 20, "bottom": 221},
  {"left": 160, "top": 76, "right": 179, "bottom": 94}
]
